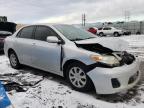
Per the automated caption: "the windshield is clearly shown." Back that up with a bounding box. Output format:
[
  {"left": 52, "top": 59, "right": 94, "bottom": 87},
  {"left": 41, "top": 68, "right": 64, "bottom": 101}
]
[{"left": 54, "top": 25, "right": 96, "bottom": 41}]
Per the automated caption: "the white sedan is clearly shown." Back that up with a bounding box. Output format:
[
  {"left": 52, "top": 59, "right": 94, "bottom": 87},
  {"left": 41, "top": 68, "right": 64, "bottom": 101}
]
[
  {"left": 97, "top": 27, "right": 123, "bottom": 37},
  {"left": 4, "top": 24, "right": 141, "bottom": 94}
]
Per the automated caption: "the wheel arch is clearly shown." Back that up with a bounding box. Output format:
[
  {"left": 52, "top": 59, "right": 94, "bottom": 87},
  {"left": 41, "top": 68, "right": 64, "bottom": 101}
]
[
  {"left": 113, "top": 31, "right": 119, "bottom": 34},
  {"left": 63, "top": 59, "right": 86, "bottom": 78},
  {"left": 63, "top": 59, "right": 95, "bottom": 91},
  {"left": 99, "top": 32, "right": 103, "bottom": 34},
  {"left": 8, "top": 48, "right": 16, "bottom": 58}
]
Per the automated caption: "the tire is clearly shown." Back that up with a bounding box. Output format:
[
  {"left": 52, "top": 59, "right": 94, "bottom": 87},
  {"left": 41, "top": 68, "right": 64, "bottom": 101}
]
[
  {"left": 66, "top": 62, "right": 93, "bottom": 92},
  {"left": 9, "top": 51, "right": 21, "bottom": 69},
  {"left": 113, "top": 32, "right": 119, "bottom": 37},
  {"left": 99, "top": 32, "right": 104, "bottom": 37}
]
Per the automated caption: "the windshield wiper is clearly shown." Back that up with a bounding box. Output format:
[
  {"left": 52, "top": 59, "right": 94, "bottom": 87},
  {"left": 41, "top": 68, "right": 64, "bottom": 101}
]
[
  {"left": 85, "top": 37, "right": 95, "bottom": 39},
  {"left": 71, "top": 38, "right": 84, "bottom": 41},
  {"left": 71, "top": 37, "right": 95, "bottom": 41}
]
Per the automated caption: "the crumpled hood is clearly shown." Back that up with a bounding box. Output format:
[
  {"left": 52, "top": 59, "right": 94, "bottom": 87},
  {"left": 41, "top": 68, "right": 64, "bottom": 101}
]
[{"left": 75, "top": 37, "right": 128, "bottom": 51}]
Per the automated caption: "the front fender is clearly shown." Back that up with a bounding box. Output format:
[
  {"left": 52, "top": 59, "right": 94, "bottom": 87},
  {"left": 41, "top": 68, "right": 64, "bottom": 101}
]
[{"left": 62, "top": 45, "right": 96, "bottom": 66}]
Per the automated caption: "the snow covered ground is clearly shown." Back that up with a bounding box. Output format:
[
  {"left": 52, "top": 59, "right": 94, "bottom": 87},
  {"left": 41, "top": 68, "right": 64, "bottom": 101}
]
[
  {"left": 121, "top": 35, "right": 144, "bottom": 61},
  {"left": 0, "top": 35, "right": 144, "bottom": 108}
]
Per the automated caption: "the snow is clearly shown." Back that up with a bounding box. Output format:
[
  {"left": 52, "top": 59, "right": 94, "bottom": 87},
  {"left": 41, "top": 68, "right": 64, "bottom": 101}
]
[
  {"left": 0, "top": 35, "right": 144, "bottom": 108},
  {"left": 0, "top": 56, "right": 19, "bottom": 75}
]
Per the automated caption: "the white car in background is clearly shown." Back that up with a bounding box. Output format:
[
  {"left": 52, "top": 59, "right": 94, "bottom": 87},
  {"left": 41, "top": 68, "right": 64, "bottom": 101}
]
[
  {"left": 4, "top": 24, "right": 140, "bottom": 94},
  {"left": 97, "top": 27, "right": 123, "bottom": 37}
]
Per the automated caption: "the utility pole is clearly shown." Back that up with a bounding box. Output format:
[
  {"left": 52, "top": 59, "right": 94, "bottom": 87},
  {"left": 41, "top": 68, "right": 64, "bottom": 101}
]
[
  {"left": 124, "top": 10, "right": 131, "bottom": 32},
  {"left": 124, "top": 11, "right": 131, "bottom": 22},
  {"left": 82, "top": 13, "right": 86, "bottom": 27},
  {"left": 82, "top": 14, "right": 83, "bottom": 27}
]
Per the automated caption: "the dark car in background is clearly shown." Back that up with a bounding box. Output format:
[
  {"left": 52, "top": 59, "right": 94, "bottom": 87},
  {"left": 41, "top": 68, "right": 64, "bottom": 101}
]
[
  {"left": 0, "top": 31, "right": 12, "bottom": 51},
  {"left": 0, "top": 22, "right": 16, "bottom": 51}
]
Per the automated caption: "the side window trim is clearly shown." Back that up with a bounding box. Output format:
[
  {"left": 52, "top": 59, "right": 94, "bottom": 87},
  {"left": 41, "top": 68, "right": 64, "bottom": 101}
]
[
  {"left": 16, "top": 30, "right": 22, "bottom": 37},
  {"left": 31, "top": 26, "right": 36, "bottom": 39}
]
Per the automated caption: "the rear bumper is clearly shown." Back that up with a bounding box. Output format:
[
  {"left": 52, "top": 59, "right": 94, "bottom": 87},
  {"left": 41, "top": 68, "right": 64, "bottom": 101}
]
[{"left": 87, "top": 58, "right": 141, "bottom": 94}]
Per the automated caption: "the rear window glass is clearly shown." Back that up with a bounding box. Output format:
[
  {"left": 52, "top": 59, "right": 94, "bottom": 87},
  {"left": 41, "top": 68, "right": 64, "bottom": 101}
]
[{"left": 19, "top": 26, "right": 34, "bottom": 39}]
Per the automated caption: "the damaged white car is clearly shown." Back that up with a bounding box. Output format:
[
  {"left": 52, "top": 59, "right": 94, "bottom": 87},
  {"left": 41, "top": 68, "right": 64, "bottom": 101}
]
[{"left": 4, "top": 24, "right": 141, "bottom": 94}]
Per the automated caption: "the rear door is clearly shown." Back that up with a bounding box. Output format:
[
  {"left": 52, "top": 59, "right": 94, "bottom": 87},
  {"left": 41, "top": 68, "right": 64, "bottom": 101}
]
[
  {"left": 31, "top": 25, "right": 62, "bottom": 75},
  {"left": 14, "top": 26, "right": 35, "bottom": 65}
]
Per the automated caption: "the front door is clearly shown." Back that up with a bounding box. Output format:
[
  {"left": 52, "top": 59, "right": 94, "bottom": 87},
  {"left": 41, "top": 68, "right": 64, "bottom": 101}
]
[{"left": 32, "top": 26, "right": 62, "bottom": 75}]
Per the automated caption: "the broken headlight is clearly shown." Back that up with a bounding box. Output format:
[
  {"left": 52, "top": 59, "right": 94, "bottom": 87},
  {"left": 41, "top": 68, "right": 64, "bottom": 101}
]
[{"left": 90, "top": 55, "right": 120, "bottom": 66}]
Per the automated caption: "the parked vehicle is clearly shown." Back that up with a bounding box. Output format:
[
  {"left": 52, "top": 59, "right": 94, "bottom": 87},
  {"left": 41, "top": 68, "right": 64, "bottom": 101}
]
[
  {"left": 0, "top": 31, "right": 12, "bottom": 51},
  {"left": 0, "top": 22, "right": 16, "bottom": 51},
  {"left": 123, "top": 30, "right": 131, "bottom": 35},
  {"left": 116, "top": 28, "right": 131, "bottom": 35},
  {"left": 88, "top": 27, "right": 97, "bottom": 35},
  {"left": 4, "top": 24, "right": 140, "bottom": 94},
  {"left": 97, "top": 27, "right": 123, "bottom": 37}
]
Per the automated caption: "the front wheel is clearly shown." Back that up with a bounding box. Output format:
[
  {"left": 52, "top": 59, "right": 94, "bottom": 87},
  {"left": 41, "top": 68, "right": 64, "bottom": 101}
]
[
  {"left": 66, "top": 63, "right": 93, "bottom": 92},
  {"left": 9, "top": 51, "right": 21, "bottom": 69},
  {"left": 99, "top": 32, "right": 104, "bottom": 37}
]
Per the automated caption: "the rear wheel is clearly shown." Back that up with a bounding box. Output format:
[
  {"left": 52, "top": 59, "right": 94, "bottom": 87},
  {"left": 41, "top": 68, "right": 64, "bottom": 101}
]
[
  {"left": 9, "top": 51, "right": 21, "bottom": 69},
  {"left": 66, "top": 63, "right": 93, "bottom": 92},
  {"left": 113, "top": 32, "right": 119, "bottom": 37}
]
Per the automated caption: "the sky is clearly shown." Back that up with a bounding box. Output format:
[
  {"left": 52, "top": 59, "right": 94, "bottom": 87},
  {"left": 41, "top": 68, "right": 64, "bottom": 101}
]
[{"left": 0, "top": 0, "right": 144, "bottom": 24}]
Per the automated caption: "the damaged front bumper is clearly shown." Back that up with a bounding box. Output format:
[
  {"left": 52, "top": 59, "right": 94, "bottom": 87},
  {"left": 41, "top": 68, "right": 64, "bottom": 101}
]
[{"left": 87, "top": 58, "right": 141, "bottom": 94}]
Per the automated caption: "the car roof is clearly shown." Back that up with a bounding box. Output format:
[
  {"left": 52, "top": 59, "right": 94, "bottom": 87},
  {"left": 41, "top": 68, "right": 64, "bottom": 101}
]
[{"left": 23, "top": 23, "right": 70, "bottom": 27}]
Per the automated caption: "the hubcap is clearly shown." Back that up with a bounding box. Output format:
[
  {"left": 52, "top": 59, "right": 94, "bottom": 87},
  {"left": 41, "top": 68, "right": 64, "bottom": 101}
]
[
  {"left": 114, "top": 33, "right": 118, "bottom": 36},
  {"left": 69, "top": 67, "right": 87, "bottom": 88},
  {"left": 10, "top": 54, "right": 17, "bottom": 66},
  {"left": 100, "top": 33, "right": 103, "bottom": 36}
]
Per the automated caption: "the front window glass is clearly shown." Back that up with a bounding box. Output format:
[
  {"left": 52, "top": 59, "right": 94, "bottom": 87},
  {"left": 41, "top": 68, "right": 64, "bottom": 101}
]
[
  {"left": 35, "top": 26, "right": 58, "bottom": 41},
  {"left": 103, "top": 27, "right": 111, "bottom": 30},
  {"left": 54, "top": 25, "right": 96, "bottom": 41}
]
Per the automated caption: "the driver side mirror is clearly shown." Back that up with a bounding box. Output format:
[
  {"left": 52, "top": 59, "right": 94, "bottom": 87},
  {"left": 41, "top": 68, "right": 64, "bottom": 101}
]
[{"left": 46, "top": 36, "right": 62, "bottom": 44}]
